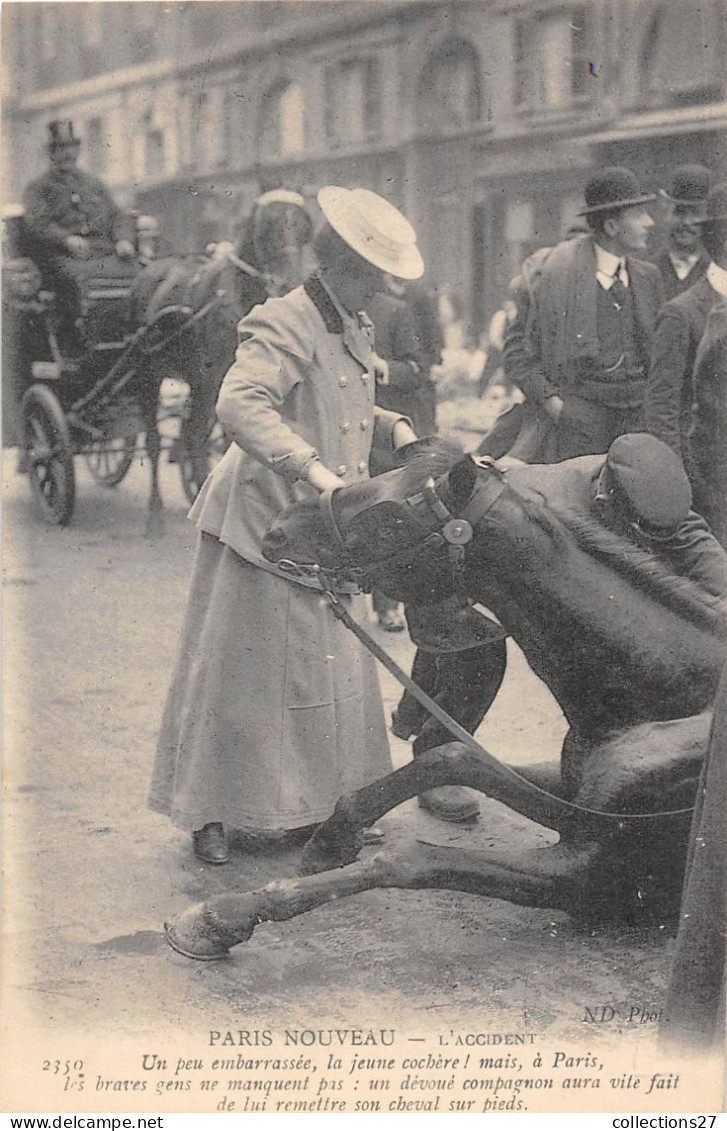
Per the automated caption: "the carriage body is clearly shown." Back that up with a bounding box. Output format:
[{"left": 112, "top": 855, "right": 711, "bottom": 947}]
[{"left": 3, "top": 207, "right": 222, "bottom": 526}]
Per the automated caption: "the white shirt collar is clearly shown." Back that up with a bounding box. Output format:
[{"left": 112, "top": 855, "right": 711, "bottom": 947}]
[
  {"left": 594, "top": 243, "right": 628, "bottom": 289},
  {"left": 669, "top": 250, "right": 700, "bottom": 280},
  {"left": 707, "top": 261, "right": 727, "bottom": 297}
]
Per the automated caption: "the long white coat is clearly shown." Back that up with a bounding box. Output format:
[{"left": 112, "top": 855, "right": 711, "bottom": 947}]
[{"left": 149, "top": 277, "right": 400, "bottom": 832}]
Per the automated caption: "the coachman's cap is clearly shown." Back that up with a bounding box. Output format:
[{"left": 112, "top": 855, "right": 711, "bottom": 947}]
[
  {"left": 48, "top": 120, "right": 81, "bottom": 149},
  {"left": 602, "top": 433, "right": 692, "bottom": 533},
  {"left": 317, "top": 186, "right": 424, "bottom": 280},
  {"left": 579, "top": 167, "right": 656, "bottom": 216},
  {"left": 659, "top": 164, "right": 711, "bottom": 207}
]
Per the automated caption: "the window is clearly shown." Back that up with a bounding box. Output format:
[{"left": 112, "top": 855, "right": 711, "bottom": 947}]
[
  {"left": 133, "top": 2, "right": 157, "bottom": 52},
  {"left": 324, "top": 57, "right": 381, "bottom": 148},
  {"left": 640, "top": 1, "right": 724, "bottom": 106},
  {"left": 80, "top": 5, "right": 103, "bottom": 48},
  {"left": 418, "top": 39, "right": 482, "bottom": 131},
  {"left": 257, "top": 80, "right": 306, "bottom": 159},
  {"left": 143, "top": 113, "right": 165, "bottom": 178},
  {"left": 38, "top": 5, "right": 59, "bottom": 61},
  {"left": 85, "top": 116, "right": 107, "bottom": 175},
  {"left": 514, "top": 7, "right": 588, "bottom": 110},
  {"left": 191, "top": 91, "right": 211, "bottom": 169},
  {"left": 505, "top": 199, "right": 535, "bottom": 281}
]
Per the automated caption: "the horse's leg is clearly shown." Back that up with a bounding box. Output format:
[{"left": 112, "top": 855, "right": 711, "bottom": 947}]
[
  {"left": 143, "top": 379, "right": 165, "bottom": 538},
  {"left": 300, "top": 740, "right": 582, "bottom": 876},
  {"left": 184, "top": 357, "right": 221, "bottom": 493},
  {"left": 165, "top": 838, "right": 602, "bottom": 959}
]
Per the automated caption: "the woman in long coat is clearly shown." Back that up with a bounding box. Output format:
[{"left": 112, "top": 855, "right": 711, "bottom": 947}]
[{"left": 148, "top": 186, "right": 423, "bottom": 863}]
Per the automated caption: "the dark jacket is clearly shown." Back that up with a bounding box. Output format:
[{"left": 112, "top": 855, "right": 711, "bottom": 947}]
[
  {"left": 653, "top": 247, "right": 710, "bottom": 303},
  {"left": 367, "top": 291, "right": 431, "bottom": 443},
  {"left": 23, "top": 165, "right": 134, "bottom": 255},
  {"left": 689, "top": 299, "right": 727, "bottom": 547},
  {"left": 403, "top": 281, "right": 443, "bottom": 375},
  {"left": 503, "top": 238, "right": 664, "bottom": 406},
  {"left": 645, "top": 273, "right": 720, "bottom": 460},
  {"left": 512, "top": 456, "right": 727, "bottom": 599}
]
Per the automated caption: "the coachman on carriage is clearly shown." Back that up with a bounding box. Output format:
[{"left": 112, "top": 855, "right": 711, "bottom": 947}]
[{"left": 2, "top": 120, "right": 313, "bottom": 532}]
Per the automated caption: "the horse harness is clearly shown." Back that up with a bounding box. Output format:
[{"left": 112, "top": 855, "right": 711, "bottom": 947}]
[
  {"left": 317, "top": 453, "right": 509, "bottom": 593},
  {"left": 281, "top": 456, "right": 696, "bottom": 829}
]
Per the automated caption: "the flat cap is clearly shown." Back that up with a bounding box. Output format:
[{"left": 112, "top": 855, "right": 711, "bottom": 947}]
[{"left": 605, "top": 433, "right": 692, "bottom": 531}]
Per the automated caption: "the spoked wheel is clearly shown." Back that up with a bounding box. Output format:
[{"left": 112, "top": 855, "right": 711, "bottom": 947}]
[
  {"left": 84, "top": 435, "right": 137, "bottom": 487},
  {"left": 22, "top": 383, "right": 76, "bottom": 526},
  {"left": 179, "top": 414, "right": 229, "bottom": 504}
]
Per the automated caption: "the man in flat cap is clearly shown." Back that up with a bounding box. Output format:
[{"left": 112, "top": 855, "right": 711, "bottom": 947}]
[
  {"left": 22, "top": 120, "right": 136, "bottom": 349},
  {"left": 646, "top": 182, "right": 727, "bottom": 478},
  {"left": 653, "top": 165, "right": 711, "bottom": 302},
  {"left": 503, "top": 167, "right": 664, "bottom": 461},
  {"left": 511, "top": 432, "right": 727, "bottom": 598}
]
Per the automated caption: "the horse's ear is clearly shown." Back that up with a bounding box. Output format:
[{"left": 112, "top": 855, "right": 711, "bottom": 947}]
[{"left": 447, "top": 454, "right": 478, "bottom": 509}]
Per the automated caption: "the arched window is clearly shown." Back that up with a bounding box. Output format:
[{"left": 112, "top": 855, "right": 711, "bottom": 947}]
[
  {"left": 640, "top": 0, "right": 724, "bottom": 106},
  {"left": 418, "top": 39, "right": 482, "bottom": 131},
  {"left": 257, "top": 80, "right": 306, "bottom": 159}
]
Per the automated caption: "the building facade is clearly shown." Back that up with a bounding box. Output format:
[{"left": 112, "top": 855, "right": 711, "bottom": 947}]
[{"left": 3, "top": 0, "right": 727, "bottom": 332}]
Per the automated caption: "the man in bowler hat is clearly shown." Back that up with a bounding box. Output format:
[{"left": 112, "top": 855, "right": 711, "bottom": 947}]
[
  {"left": 503, "top": 167, "right": 664, "bottom": 460},
  {"left": 646, "top": 181, "right": 727, "bottom": 473},
  {"left": 22, "top": 120, "right": 136, "bottom": 349},
  {"left": 653, "top": 164, "right": 711, "bottom": 301}
]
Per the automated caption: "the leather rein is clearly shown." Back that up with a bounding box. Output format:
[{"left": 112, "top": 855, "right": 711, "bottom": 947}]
[{"left": 280, "top": 458, "right": 695, "bottom": 831}]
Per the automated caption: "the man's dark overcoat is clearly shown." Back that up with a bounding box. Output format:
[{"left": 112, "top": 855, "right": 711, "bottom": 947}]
[
  {"left": 652, "top": 247, "right": 710, "bottom": 303},
  {"left": 645, "top": 273, "right": 721, "bottom": 462}
]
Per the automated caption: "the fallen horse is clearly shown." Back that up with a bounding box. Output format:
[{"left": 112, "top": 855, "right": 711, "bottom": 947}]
[{"left": 165, "top": 439, "right": 727, "bottom": 959}]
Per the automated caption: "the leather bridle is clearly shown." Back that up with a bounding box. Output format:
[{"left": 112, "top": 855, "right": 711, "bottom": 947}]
[{"left": 312, "top": 455, "right": 509, "bottom": 590}]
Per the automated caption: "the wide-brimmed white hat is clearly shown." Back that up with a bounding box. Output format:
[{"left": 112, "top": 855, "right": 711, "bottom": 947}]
[{"left": 317, "top": 186, "right": 424, "bottom": 280}]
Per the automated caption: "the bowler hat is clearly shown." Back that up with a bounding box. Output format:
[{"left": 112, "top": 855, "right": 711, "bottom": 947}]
[
  {"left": 695, "top": 181, "right": 727, "bottom": 224},
  {"left": 47, "top": 120, "right": 81, "bottom": 149},
  {"left": 317, "top": 186, "right": 424, "bottom": 280},
  {"left": 579, "top": 167, "right": 656, "bottom": 216},
  {"left": 602, "top": 433, "right": 691, "bottom": 533},
  {"left": 659, "top": 164, "right": 711, "bottom": 207}
]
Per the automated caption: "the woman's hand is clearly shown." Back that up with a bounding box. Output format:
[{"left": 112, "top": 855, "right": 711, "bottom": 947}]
[
  {"left": 392, "top": 420, "right": 418, "bottom": 449},
  {"left": 306, "top": 461, "right": 346, "bottom": 494}
]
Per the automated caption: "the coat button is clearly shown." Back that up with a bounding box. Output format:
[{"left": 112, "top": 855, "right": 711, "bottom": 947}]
[
  {"left": 337, "top": 465, "right": 347, "bottom": 476},
  {"left": 357, "top": 461, "right": 367, "bottom": 474},
  {"left": 338, "top": 376, "right": 348, "bottom": 388},
  {"left": 361, "top": 372, "right": 370, "bottom": 383},
  {"left": 359, "top": 418, "right": 369, "bottom": 430},
  {"left": 341, "top": 422, "right": 350, "bottom": 433}
]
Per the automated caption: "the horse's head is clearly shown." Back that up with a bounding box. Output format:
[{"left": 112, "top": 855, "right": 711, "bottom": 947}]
[
  {"left": 263, "top": 438, "right": 489, "bottom": 602},
  {"left": 249, "top": 191, "right": 313, "bottom": 294}
]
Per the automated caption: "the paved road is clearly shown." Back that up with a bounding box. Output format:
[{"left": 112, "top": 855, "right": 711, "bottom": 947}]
[{"left": 3, "top": 445, "right": 674, "bottom": 1056}]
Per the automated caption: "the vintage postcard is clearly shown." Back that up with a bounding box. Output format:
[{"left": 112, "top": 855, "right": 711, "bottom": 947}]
[{"left": 2, "top": 0, "right": 725, "bottom": 1117}]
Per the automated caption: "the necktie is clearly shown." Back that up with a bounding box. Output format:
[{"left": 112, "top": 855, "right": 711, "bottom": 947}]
[{"left": 610, "top": 261, "right": 628, "bottom": 309}]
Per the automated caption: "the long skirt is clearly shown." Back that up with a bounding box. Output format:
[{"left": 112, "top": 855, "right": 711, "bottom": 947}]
[{"left": 148, "top": 532, "right": 393, "bottom": 831}]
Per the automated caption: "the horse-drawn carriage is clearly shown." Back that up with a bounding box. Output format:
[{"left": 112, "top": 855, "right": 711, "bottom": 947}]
[{"left": 2, "top": 206, "right": 229, "bottom": 529}]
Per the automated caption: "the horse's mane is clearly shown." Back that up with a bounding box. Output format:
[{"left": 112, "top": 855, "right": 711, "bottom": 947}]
[
  {"left": 391, "top": 440, "right": 725, "bottom": 635},
  {"left": 542, "top": 504, "right": 727, "bottom": 636}
]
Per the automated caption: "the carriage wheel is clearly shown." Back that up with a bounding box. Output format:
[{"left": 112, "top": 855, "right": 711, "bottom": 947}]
[
  {"left": 22, "top": 383, "right": 76, "bottom": 526},
  {"left": 84, "top": 435, "right": 137, "bottom": 487},
  {"left": 179, "top": 416, "right": 229, "bottom": 504}
]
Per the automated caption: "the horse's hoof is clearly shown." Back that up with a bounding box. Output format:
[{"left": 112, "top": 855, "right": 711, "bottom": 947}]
[
  {"left": 164, "top": 904, "right": 237, "bottom": 960},
  {"left": 299, "top": 835, "right": 362, "bottom": 876}
]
